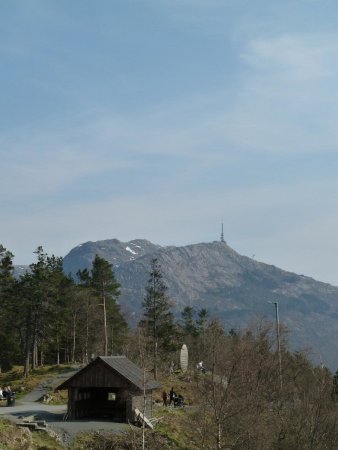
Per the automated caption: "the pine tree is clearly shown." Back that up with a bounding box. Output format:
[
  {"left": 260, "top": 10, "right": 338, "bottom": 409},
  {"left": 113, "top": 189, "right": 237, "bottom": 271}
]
[
  {"left": 91, "top": 255, "right": 122, "bottom": 356},
  {"left": 181, "top": 306, "right": 198, "bottom": 337},
  {"left": 18, "top": 247, "right": 68, "bottom": 375},
  {"left": 141, "top": 258, "right": 177, "bottom": 379},
  {"left": 0, "top": 245, "right": 17, "bottom": 371},
  {"left": 78, "top": 255, "right": 128, "bottom": 357},
  {"left": 179, "top": 306, "right": 210, "bottom": 366}
]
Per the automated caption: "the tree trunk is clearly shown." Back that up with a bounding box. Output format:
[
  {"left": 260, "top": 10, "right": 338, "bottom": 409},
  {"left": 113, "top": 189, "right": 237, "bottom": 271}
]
[
  {"left": 142, "top": 365, "right": 146, "bottom": 450},
  {"left": 111, "top": 325, "right": 114, "bottom": 356},
  {"left": 153, "top": 272, "right": 157, "bottom": 379},
  {"left": 217, "top": 421, "right": 222, "bottom": 450},
  {"left": 33, "top": 339, "right": 38, "bottom": 369},
  {"left": 24, "top": 326, "right": 31, "bottom": 377},
  {"left": 102, "top": 291, "right": 108, "bottom": 356},
  {"left": 71, "top": 312, "right": 76, "bottom": 363},
  {"left": 154, "top": 341, "right": 158, "bottom": 380},
  {"left": 32, "top": 315, "right": 38, "bottom": 370},
  {"left": 23, "top": 313, "right": 32, "bottom": 377},
  {"left": 84, "top": 298, "right": 89, "bottom": 364},
  {"left": 24, "top": 349, "right": 30, "bottom": 378},
  {"left": 56, "top": 333, "right": 60, "bottom": 365}
]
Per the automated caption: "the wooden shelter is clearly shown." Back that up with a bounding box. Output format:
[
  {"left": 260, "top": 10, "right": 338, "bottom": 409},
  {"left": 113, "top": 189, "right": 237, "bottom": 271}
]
[{"left": 56, "top": 356, "right": 161, "bottom": 422}]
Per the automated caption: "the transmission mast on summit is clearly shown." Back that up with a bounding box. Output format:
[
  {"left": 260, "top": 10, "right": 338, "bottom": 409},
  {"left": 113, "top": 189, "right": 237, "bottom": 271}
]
[{"left": 220, "top": 223, "right": 225, "bottom": 243}]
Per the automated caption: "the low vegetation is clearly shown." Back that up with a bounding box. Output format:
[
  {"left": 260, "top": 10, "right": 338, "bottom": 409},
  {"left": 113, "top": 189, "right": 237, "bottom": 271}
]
[{"left": 0, "top": 417, "right": 65, "bottom": 450}]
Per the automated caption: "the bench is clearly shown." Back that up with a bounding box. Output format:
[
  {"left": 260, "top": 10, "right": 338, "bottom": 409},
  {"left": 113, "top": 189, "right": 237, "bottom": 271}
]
[{"left": 17, "top": 418, "right": 47, "bottom": 431}]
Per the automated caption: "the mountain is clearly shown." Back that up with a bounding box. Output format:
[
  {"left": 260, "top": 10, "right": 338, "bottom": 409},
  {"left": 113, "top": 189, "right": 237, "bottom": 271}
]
[
  {"left": 13, "top": 265, "right": 30, "bottom": 278},
  {"left": 63, "top": 238, "right": 338, "bottom": 370}
]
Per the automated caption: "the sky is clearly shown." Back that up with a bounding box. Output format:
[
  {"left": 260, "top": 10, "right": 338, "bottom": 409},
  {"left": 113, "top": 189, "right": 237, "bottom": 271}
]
[{"left": 2, "top": 0, "right": 338, "bottom": 285}]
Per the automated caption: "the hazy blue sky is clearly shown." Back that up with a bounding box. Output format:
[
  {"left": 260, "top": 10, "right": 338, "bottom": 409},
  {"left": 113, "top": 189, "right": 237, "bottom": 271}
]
[{"left": 2, "top": 0, "right": 338, "bottom": 284}]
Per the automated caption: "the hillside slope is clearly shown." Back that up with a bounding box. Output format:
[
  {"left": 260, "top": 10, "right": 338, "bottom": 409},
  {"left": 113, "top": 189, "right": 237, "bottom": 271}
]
[{"left": 63, "top": 238, "right": 338, "bottom": 370}]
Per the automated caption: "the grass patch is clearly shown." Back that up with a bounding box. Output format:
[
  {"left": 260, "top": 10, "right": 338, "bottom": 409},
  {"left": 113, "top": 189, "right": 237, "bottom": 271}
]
[
  {"left": 0, "top": 418, "right": 65, "bottom": 450},
  {"left": 73, "top": 429, "right": 182, "bottom": 450},
  {"left": 48, "top": 388, "right": 68, "bottom": 405},
  {"left": 0, "top": 418, "right": 34, "bottom": 450},
  {"left": 155, "top": 406, "right": 199, "bottom": 450},
  {"left": 31, "top": 429, "right": 66, "bottom": 449}
]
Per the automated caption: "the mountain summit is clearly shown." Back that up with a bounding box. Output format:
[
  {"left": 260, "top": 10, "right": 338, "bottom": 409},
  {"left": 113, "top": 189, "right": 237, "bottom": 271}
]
[{"left": 63, "top": 238, "right": 338, "bottom": 370}]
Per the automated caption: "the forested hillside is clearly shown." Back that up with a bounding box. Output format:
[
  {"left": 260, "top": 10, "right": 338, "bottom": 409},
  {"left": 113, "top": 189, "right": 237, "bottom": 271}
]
[
  {"left": 63, "top": 238, "right": 338, "bottom": 371},
  {"left": 0, "top": 245, "right": 128, "bottom": 374}
]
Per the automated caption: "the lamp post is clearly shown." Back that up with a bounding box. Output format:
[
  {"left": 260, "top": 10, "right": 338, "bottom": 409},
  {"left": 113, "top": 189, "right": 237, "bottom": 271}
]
[{"left": 269, "top": 301, "right": 283, "bottom": 390}]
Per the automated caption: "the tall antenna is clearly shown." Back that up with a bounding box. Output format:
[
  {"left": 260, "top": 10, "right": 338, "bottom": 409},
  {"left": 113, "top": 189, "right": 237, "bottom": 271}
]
[{"left": 220, "top": 223, "right": 225, "bottom": 243}]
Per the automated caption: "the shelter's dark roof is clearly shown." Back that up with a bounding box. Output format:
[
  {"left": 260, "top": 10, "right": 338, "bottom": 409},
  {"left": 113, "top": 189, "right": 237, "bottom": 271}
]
[
  {"left": 100, "top": 356, "right": 161, "bottom": 390},
  {"left": 56, "top": 356, "right": 161, "bottom": 391}
]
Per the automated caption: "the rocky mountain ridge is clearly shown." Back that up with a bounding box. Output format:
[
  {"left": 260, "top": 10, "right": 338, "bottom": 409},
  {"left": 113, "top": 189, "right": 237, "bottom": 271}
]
[{"left": 61, "top": 238, "right": 338, "bottom": 370}]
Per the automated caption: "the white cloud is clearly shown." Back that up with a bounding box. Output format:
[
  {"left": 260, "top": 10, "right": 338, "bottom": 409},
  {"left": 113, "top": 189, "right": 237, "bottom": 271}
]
[
  {"left": 242, "top": 33, "right": 338, "bottom": 81},
  {"left": 201, "top": 33, "right": 338, "bottom": 154}
]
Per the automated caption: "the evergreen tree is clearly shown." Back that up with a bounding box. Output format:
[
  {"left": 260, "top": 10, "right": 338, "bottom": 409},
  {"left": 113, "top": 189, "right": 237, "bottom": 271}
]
[
  {"left": 18, "top": 247, "right": 68, "bottom": 375},
  {"left": 0, "top": 245, "right": 18, "bottom": 371},
  {"left": 181, "top": 306, "right": 198, "bottom": 337},
  {"left": 91, "top": 255, "right": 123, "bottom": 356},
  {"left": 49, "top": 273, "right": 76, "bottom": 365},
  {"left": 178, "top": 306, "right": 210, "bottom": 366},
  {"left": 141, "top": 258, "right": 177, "bottom": 379},
  {"left": 76, "top": 268, "right": 96, "bottom": 362},
  {"left": 78, "top": 255, "right": 128, "bottom": 357},
  {"left": 196, "top": 308, "right": 209, "bottom": 334}
]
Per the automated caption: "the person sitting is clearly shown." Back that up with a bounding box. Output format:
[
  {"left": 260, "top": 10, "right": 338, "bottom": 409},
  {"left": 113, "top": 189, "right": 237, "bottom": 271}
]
[
  {"left": 196, "top": 361, "right": 206, "bottom": 373},
  {"left": 5, "top": 387, "right": 15, "bottom": 407},
  {"left": 174, "top": 394, "right": 184, "bottom": 407},
  {"left": 0, "top": 387, "right": 3, "bottom": 399},
  {"left": 169, "top": 387, "right": 176, "bottom": 406}
]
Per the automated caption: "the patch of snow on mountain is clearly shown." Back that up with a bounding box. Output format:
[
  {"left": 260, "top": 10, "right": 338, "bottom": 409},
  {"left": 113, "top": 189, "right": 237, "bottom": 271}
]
[
  {"left": 126, "top": 246, "right": 137, "bottom": 255},
  {"left": 131, "top": 243, "right": 141, "bottom": 248}
]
